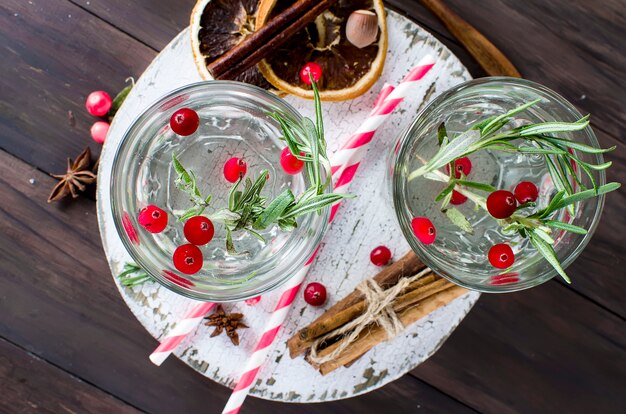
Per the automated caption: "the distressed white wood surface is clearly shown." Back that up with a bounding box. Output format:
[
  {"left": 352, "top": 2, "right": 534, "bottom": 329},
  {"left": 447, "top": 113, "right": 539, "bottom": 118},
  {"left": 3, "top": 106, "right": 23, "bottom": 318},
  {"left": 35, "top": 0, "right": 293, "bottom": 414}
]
[{"left": 97, "top": 11, "right": 479, "bottom": 402}]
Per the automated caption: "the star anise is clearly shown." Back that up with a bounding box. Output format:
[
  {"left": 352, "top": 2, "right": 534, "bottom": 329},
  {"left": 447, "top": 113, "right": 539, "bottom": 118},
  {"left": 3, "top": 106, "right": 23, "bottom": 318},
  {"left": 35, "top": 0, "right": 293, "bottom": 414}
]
[
  {"left": 48, "top": 147, "right": 97, "bottom": 203},
  {"left": 204, "top": 305, "right": 248, "bottom": 346}
]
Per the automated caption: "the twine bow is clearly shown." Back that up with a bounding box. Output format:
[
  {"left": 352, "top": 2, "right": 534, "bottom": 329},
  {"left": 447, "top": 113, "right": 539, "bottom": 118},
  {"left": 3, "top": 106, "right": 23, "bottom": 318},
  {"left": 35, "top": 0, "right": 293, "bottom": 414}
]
[{"left": 309, "top": 267, "right": 432, "bottom": 365}]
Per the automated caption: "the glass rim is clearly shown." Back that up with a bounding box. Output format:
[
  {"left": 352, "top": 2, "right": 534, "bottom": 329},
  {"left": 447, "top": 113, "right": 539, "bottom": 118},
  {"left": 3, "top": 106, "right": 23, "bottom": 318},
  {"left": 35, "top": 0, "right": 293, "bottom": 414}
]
[
  {"left": 392, "top": 76, "right": 606, "bottom": 293},
  {"left": 110, "top": 81, "right": 330, "bottom": 302}
]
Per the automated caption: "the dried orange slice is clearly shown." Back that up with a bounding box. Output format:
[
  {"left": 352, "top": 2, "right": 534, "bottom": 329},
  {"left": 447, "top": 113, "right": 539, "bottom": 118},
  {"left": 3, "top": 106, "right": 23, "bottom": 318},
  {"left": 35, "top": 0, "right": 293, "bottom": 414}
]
[
  {"left": 256, "top": 0, "right": 387, "bottom": 101},
  {"left": 190, "top": 0, "right": 273, "bottom": 89}
]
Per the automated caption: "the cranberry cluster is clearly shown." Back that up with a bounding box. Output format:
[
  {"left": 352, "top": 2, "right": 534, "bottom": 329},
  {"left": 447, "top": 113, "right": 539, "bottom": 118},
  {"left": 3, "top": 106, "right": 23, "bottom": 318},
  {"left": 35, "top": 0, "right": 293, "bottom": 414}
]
[
  {"left": 411, "top": 156, "right": 542, "bottom": 272},
  {"left": 131, "top": 107, "right": 318, "bottom": 278}
]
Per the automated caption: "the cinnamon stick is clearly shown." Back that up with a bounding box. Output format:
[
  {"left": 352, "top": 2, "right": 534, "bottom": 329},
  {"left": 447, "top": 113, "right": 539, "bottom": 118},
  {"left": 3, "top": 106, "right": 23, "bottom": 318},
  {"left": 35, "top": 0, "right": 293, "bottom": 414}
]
[
  {"left": 209, "top": 0, "right": 338, "bottom": 80},
  {"left": 309, "top": 285, "right": 469, "bottom": 375},
  {"left": 287, "top": 251, "right": 424, "bottom": 357}
]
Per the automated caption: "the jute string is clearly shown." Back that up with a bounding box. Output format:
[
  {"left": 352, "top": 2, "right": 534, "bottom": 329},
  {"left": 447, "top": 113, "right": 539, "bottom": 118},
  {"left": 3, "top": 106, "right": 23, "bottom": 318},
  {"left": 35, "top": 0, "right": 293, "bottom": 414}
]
[{"left": 309, "top": 267, "right": 432, "bottom": 365}]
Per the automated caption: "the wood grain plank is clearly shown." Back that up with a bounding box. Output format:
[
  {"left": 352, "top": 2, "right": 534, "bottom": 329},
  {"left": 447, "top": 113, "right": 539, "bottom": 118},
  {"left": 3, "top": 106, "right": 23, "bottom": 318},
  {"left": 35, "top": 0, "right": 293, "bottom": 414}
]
[
  {"left": 69, "top": 0, "right": 196, "bottom": 51},
  {"left": 411, "top": 281, "right": 626, "bottom": 414},
  {"left": 0, "top": 149, "right": 476, "bottom": 413},
  {"left": 0, "top": 337, "right": 140, "bottom": 414},
  {"left": 557, "top": 131, "right": 625, "bottom": 317},
  {"left": 0, "top": 0, "right": 155, "bottom": 174},
  {"left": 402, "top": 0, "right": 626, "bottom": 138}
]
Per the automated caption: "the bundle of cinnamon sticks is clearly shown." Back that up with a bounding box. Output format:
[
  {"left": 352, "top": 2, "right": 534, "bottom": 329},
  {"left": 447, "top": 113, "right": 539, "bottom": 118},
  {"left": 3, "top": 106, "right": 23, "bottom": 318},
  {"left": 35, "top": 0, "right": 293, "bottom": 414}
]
[{"left": 287, "top": 251, "right": 468, "bottom": 375}]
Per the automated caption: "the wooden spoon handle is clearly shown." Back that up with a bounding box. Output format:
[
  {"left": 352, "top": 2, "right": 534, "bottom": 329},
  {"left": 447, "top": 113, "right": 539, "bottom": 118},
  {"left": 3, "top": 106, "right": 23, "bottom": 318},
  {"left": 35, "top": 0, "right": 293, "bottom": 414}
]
[{"left": 420, "top": 0, "right": 521, "bottom": 77}]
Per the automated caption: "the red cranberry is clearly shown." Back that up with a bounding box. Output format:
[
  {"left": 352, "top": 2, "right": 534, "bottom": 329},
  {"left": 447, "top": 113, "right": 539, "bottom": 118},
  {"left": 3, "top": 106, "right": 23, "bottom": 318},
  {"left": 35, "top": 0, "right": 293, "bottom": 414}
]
[
  {"left": 183, "top": 216, "right": 215, "bottom": 245},
  {"left": 487, "top": 190, "right": 517, "bottom": 219},
  {"left": 85, "top": 91, "right": 112, "bottom": 117},
  {"left": 280, "top": 147, "right": 305, "bottom": 175},
  {"left": 90, "top": 121, "right": 110, "bottom": 144},
  {"left": 488, "top": 244, "right": 515, "bottom": 269},
  {"left": 514, "top": 181, "right": 539, "bottom": 204},
  {"left": 138, "top": 205, "right": 168, "bottom": 233},
  {"left": 445, "top": 157, "right": 472, "bottom": 179},
  {"left": 223, "top": 157, "right": 247, "bottom": 183},
  {"left": 245, "top": 296, "right": 261, "bottom": 306},
  {"left": 450, "top": 190, "right": 467, "bottom": 205},
  {"left": 304, "top": 282, "right": 327, "bottom": 306},
  {"left": 411, "top": 217, "right": 436, "bottom": 244},
  {"left": 173, "top": 244, "right": 203, "bottom": 275},
  {"left": 300, "top": 62, "right": 322, "bottom": 85},
  {"left": 370, "top": 245, "right": 392, "bottom": 266},
  {"left": 170, "top": 108, "right": 199, "bottom": 136}
]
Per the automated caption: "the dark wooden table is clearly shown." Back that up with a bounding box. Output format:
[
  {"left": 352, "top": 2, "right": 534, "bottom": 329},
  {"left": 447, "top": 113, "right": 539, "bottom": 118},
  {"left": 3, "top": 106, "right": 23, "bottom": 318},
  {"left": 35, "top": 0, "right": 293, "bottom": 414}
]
[{"left": 1, "top": 0, "right": 625, "bottom": 412}]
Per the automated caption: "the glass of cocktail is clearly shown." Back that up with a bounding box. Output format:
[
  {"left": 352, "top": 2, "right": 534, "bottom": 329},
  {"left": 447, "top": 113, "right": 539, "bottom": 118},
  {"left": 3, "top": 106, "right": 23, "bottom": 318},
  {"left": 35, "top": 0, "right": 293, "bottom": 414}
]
[
  {"left": 391, "top": 77, "right": 618, "bottom": 292},
  {"left": 111, "top": 81, "right": 334, "bottom": 302}
]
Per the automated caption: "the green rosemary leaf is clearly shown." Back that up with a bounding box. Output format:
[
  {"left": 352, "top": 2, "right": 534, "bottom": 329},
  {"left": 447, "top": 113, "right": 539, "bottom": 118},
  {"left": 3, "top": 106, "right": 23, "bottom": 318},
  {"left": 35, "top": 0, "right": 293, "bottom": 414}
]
[
  {"left": 555, "top": 154, "right": 581, "bottom": 193},
  {"left": 567, "top": 155, "right": 613, "bottom": 171},
  {"left": 514, "top": 117, "right": 589, "bottom": 137},
  {"left": 236, "top": 172, "right": 268, "bottom": 209},
  {"left": 472, "top": 115, "right": 497, "bottom": 131},
  {"left": 480, "top": 98, "right": 541, "bottom": 136},
  {"left": 311, "top": 76, "right": 324, "bottom": 143},
  {"left": 253, "top": 189, "right": 295, "bottom": 230},
  {"left": 228, "top": 176, "right": 242, "bottom": 210},
  {"left": 553, "top": 182, "right": 620, "bottom": 211},
  {"left": 282, "top": 193, "right": 351, "bottom": 219},
  {"left": 536, "top": 135, "right": 615, "bottom": 154},
  {"left": 456, "top": 180, "right": 497, "bottom": 192},
  {"left": 483, "top": 140, "right": 520, "bottom": 151},
  {"left": 515, "top": 146, "right": 568, "bottom": 155},
  {"left": 225, "top": 227, "right": 247, "bottom": 256},
  {"left": 208, "top": 208, "right": 240, "bottom": 223},
  {"left": 530, "top": 232, "right": 570, "bottom": 283},
  {"left": 444, "top": 208, "right": 474, "bottom": 233},
  {"left": 544, "top": 154, "right": 574, "bottom": 210},
  {"left": 408, "top": 129, "right": 482, "bottom": 180},
  {"left": 178, "top": 207, "right": 204, "bottom": 222},
  {"left": 543, "top": 220, "right": 588, "bottom": 235},
  {"left": 117, "top": 262, "right": 153, "bottom": 287},
  {"left": 246, "top": 228, "right": 266, "bottom": 242},
  {"left": 277, "top": 217, "right": 297, "bottom": 231},
  {"left": 533, "top": 228, "right": 555, "bottom": 244},
  {"left": 172, "top": 153, "right": 192, "bottom": 184},
  {"left": 235, "top": 203, "right": 254, "bottom": 231},
  {"left": 440, "top": 189, "right": 453, "bottom": 210},
  {"left": 516, "top": 201, "right": 536, "bottom": 210},
  {"left": 437, "top": 122, "right": 447, "bottom": 146},
  {"left": 435, "top": 181, "right": 456, "bottom": 202},
  {"left": 537, "top": 190, "right": 565, "bottom": 218}
]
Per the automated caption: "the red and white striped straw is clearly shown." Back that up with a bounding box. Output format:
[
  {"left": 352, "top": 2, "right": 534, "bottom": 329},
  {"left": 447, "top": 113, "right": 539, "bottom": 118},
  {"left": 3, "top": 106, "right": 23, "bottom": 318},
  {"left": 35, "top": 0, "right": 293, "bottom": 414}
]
[
  {"left": 149, "top": 301, "right": 215, "bottom": 365},
  {"left": 222, "top": 54, "right": 436, "bottom": 414}
]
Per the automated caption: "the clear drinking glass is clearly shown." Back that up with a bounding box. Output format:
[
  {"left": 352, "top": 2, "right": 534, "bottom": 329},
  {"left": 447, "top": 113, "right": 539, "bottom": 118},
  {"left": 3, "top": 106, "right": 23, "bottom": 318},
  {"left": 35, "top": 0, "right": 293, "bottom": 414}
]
[
  {"left": 391, "top": 77, "right": 607, "bottom": 292},
  {"left": 111, "top": 82, "right": 329, "bottom": 302}
]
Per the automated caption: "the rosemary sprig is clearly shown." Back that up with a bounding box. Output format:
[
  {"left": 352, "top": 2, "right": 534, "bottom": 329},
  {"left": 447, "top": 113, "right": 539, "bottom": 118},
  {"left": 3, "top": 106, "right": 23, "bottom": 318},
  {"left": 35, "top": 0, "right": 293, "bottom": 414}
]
[
  {"left": 409, "top": 102, "right": 614, "bottom": 209},
  {"left": 410, "top": 100, "right": 620, "bottom": 283},
  {"left": 172, "top": 154, "right": 212, "bottom": 222},
  {"left": 171, "top": 79, "right": 353, "bottom": 255},
  {"left": 117, "top": 262, "right": 153, "bottom": 287}
]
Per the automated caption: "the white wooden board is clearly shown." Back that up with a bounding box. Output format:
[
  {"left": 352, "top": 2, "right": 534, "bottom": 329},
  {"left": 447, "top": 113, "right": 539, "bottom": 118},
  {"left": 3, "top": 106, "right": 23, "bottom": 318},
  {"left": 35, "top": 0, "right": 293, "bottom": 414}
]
[{"left": 97, "top": 10, "right": 480, "bottom": 402}]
